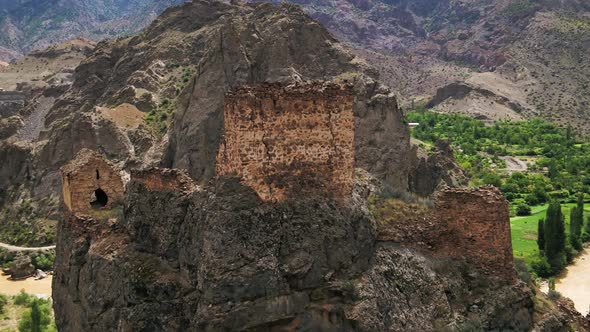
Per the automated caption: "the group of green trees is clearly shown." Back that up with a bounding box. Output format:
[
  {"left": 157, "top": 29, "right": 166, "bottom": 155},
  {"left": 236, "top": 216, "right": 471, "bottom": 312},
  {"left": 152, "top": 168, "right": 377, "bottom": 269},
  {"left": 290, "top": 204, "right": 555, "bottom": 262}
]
[
  {"left": 18, "top": 298, "right": 55, "bottom": 332},
  {"left": 406, "top": 110, "right": 590, "bottom": 211},
  {"left": 0, "top": 291, "right": 56, "bottom": 332},
  {"left": 535, "top": 196, "right": 587, "bottom": 276},
  {"left": 406, "top": 109, "right": 590, "bottom": 276}
]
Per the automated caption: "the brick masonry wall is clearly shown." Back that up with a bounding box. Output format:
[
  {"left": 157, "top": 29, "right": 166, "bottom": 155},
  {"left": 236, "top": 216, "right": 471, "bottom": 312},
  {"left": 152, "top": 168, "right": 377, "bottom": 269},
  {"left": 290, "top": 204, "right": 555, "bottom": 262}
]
[
  {"left": 216, "top": 82, "right": 355, "bottom": 201},
  {"left": 377, "top": 186, "right": 515, "bottom": 280},
  {"left": 61, "top": 149, "right": 125, "bottom": 215},
  {"left": 433, "top": 186, "right": 514, "bottom": 279},
  {"left": 130, "top": 168, "right": 197, "bottom": 192}
]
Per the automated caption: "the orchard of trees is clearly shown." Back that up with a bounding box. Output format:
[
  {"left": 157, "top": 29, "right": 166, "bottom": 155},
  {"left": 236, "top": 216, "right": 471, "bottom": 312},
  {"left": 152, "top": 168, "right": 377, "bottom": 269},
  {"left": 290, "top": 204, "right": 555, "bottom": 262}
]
[{"left": 407, "top": 110, "right": 590, "bottom": 214}]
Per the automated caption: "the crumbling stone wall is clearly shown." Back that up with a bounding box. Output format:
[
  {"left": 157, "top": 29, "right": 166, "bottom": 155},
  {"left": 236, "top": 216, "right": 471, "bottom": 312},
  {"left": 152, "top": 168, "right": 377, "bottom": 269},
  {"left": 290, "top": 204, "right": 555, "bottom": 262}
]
[
  {"left": 377, "top": 186, "right": 515, "bottom": 280},
  {"left": 130, "top": 168, "right": 197, "bottom": 192},
  {"left": 434, "top": 186, "right": 514, "bottom": 279},
  {"left": 216, "top": 82, "right": 355, "bottom": 201},
  {"left": 61, "top": 149, "right": 125, "bottom": 215}
]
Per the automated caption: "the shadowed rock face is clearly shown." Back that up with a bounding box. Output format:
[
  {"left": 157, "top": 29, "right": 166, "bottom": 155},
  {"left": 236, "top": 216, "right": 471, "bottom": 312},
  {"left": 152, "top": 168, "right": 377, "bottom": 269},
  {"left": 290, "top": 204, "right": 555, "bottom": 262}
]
[
  {"left": 409, "top": 140, "right": 468, "bottom": 197},
  {"left": 53, "top": 177, "right": 378, "bottom": 331},
  {"left": 53, "top": 173, "right": 541, "bottom": 331}
]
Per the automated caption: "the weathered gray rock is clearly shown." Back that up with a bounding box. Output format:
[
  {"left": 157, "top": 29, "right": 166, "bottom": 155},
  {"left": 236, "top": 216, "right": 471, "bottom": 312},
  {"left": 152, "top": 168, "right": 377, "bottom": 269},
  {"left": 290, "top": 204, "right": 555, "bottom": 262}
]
[
  {"left": 10, "top": 254, "right": 34, "bottom": 279},
  {"left": 409, "top": 140, "right": 468, "bottom": 197},
  {"left": 0, "top": 116, "right": 23, "bottom": 139},
  {"left": 53, "top": 176, "right": 539, "bottom": 331}
]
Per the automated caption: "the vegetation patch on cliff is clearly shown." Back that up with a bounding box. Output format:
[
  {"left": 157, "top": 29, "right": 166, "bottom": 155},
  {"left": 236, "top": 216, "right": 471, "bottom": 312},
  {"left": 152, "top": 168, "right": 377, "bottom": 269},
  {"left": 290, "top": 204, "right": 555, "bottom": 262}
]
[{"left": 145, "top": 98, "right": 175, "bottom": 137}]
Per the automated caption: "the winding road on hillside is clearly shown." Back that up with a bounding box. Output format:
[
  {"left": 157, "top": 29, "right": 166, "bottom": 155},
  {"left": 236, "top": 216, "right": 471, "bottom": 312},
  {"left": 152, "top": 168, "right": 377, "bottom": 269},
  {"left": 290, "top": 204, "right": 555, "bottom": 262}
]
[{"left": 0, "top": 242, "right": 55, "bottom": 252}]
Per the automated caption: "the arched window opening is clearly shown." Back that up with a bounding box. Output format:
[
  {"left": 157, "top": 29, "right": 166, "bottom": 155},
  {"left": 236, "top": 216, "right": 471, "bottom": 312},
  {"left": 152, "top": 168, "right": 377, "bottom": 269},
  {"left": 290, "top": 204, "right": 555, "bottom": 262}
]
[
  {"left": 90, "top": 188, "right": 108, "bottom": 209},
  {"left": 96, "top": 169, "right": 100, "bottom": 180}
]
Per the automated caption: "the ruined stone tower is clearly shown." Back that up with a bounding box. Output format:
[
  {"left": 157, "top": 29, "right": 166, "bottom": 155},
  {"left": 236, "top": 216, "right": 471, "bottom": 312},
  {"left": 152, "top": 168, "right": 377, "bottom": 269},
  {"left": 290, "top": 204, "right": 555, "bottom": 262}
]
[
  {"left": 61, "top": 149, "right": 125, "bottom": 215},
  {"left": 216, "top": 82, "right": 355, "bottom": 201}
]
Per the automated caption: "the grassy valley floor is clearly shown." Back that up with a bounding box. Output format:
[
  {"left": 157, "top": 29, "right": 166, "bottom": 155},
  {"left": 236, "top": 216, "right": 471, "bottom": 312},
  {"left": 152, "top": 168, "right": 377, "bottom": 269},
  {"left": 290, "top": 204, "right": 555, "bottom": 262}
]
[{"left": 511, "top": 204, "right": 590, "bottom": 262}]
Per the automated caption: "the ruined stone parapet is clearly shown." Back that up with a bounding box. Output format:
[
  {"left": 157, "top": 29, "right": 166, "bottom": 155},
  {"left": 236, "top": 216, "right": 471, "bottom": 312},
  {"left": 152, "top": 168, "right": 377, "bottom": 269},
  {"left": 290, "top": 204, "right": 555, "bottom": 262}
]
[
  {"left": 433, "top": 186, "right": 515, "bottom": 279},
  {"left": 130, "top": 168, "right": 198, "bottom": 193},
  {"left": 216, "top": 82, "right": 355, "bottom": 202},
  {"left": 376, "top": 186, "right": 515, "bottom": 280},
  {"left": 61, "top": 149, "right": 126, "bottom": 215}
]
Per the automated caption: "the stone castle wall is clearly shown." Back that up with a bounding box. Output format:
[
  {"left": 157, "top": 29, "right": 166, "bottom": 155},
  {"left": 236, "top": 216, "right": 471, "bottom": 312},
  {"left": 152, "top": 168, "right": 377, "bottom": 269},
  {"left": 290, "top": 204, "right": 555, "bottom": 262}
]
[
  {"left": 61, "top": 149, "right": 125, "bottom": 215},
  {"left": 216, "top": 82, "right": 355, "bottom": 201},
  {"left": 377, "top": 186, "right": 515, "bottom": 279},
  {"left": 130, "top": 168, "right": 197, "bottom": 193},
  {"left": 433, "top": 186, "right": 514, "bottom": 278}
]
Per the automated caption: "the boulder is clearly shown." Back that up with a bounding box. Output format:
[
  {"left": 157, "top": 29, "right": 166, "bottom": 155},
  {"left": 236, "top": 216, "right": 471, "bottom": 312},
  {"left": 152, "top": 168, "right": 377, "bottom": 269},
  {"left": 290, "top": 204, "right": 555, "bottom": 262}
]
[{"left": 10, "top": 255, "right": 35, "bottom": 280}]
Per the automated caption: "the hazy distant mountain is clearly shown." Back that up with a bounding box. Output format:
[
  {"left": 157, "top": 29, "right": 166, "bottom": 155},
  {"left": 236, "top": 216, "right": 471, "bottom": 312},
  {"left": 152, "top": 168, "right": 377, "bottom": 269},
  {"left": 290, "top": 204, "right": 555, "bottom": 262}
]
[
  {"left": 0, "top": 0, "right": 184, "bottom": 61},
  {"left": 1, "top": 0, "right": 589, "bottom": 133},
  {"left": 282, "top": 0, "right": 590, "bottom": 133}
]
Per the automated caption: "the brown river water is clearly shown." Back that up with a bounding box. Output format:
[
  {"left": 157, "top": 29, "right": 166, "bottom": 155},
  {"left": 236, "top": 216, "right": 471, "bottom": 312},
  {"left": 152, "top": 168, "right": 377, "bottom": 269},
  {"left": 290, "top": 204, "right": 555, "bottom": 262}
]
[
  {"left": 0, "top": 273, "right": 52, "bottom": 298},
  {"left": 546, "top": 249, "right": 590, "bottom": 315}
]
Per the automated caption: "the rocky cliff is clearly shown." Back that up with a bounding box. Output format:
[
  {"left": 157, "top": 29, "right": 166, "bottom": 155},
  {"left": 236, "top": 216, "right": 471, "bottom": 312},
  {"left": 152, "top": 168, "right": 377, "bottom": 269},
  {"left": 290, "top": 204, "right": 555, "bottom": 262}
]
[
  {"left": 52, "top": 168, "right": 524, "bottom": 331},
  {"left": 53, "top": 163, "right": 590, "bottom": 331}
]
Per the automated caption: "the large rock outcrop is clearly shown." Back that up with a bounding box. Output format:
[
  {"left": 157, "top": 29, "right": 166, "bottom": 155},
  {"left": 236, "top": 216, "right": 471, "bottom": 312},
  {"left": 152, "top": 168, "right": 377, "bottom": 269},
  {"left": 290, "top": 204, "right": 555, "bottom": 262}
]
[
  {"left": 409, "top": 140, "right": 468, "bottom": 197},
  {"left": 53, "top": 167, "right": 540, "bottom": 331}
]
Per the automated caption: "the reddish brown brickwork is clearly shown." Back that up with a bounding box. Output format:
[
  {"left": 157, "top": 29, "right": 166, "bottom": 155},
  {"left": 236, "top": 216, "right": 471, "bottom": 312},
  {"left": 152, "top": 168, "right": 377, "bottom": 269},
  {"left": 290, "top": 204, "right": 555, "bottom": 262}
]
[
  {"left": 216, "top": 82, "right": 355, "bottom": 202},
  {"left": 377, "top": 186, "right": 515, "bottom": 280},
  {"left": 433, "top": 186, "right": 515, "bottom": 279},
  {"left": 61, "top": 149, "right": 126, "bottom": 215},
  {"left": 130, "top": 168, "right": 197, "bottom": 192}
]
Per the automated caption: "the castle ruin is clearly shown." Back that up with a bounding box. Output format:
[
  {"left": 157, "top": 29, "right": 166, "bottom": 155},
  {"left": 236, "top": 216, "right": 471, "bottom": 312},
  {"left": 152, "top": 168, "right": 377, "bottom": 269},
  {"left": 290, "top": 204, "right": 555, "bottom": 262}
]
[
  {"left": 434, "top": 186, "right": 514, "bottom": 278},
  {"left": 61, "top": 149, "right": 125, "bottom": 215},
  {"left": 216, "top": 82, "right": 355, "bottom": 201},
  {"left": 59, "top": 84, "right": 515, "bottom": 280}
]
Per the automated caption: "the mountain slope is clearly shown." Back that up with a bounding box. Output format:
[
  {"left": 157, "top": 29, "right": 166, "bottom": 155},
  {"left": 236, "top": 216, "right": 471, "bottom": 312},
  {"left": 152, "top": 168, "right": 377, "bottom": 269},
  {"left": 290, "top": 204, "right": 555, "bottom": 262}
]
[
  {"left": 0, "top": 0, "right": 183, "bottom": 61},
  {"left": 286, "top": 0, "right": 590, "bottom": 132},
  {"left": 2, "top": 0, "right": 589, "bottom": 132}
]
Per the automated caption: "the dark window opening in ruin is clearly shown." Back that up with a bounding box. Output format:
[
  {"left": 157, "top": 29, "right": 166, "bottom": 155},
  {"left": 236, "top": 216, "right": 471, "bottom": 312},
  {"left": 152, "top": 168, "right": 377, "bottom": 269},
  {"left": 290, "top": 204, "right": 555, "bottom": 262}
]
[
  {"left": 96, "top": 169, "right": 100, "bottom": 180},
  {"left": 90, "top": 188, "right": 108, "bottom": 209}
]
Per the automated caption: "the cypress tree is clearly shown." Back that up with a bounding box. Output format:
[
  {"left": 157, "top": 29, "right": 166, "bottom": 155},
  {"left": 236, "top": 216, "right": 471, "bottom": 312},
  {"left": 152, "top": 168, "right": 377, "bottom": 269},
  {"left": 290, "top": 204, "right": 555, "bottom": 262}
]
[
  {"left": 537, "top": 218, "right": 545, "bottom": 252},
  {"left": 570, "top": 206, "right": 582, "bottom": 250},
  {"left": 544, "top": 201, "right": 565, "bottom": 267},
  {"left": 31, "top": 299, "right": 41, "bottom": 332},
  {"left": 568, "top": 194, "right": 583, "bottom": 249}
]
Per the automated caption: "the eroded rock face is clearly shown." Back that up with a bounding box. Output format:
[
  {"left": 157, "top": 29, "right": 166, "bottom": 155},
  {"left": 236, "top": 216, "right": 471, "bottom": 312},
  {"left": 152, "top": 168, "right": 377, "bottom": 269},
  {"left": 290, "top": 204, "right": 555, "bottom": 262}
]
[
  {"left": 409, "top": 140, "right": 468, "bottom": 197},
  {"left": 0, "top": 0, "right": 414, "bottom": 229},
  {"left": 53, "top": 172, "right": 535, "bottom": 331},
  {"left": 9, "top": 254, "right": 35, "bottom": 280}
]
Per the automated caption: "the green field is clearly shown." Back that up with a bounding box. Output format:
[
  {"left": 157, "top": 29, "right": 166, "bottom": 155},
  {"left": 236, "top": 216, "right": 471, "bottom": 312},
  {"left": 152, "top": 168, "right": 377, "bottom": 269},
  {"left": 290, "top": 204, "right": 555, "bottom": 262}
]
[{"left": 511, "top": 203, "right": 589, "bottom": 262}]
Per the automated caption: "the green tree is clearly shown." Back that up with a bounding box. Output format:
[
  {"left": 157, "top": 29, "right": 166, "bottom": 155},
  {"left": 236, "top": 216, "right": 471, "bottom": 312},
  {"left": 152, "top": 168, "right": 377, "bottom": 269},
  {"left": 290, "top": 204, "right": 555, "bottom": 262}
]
[
  {"left": 544, "top": 201, "right": 566, "bottom": 272},
  {"left": 516, "top": 204, "right": 532, "bottom": 216},
  {"left": 0, "top": 294, "right": 8, "bottom": 314},
  {"left": 569, "top": 194, "right": 584, "bottom": 250},
  {"left": 537, "top": 218, "right": 545, "bottom": 252},
  {"left": 548, "top": 161, "right": 559, "bottom": 179},
  {"left": 31, "top": 300, "right": 41, "bottom": 332},
  {"left": 482, "top": 172, "right": 502, "bottom": 188},
  {"left": 18, "top": 298, "right": 56, "bottom": 332}
]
